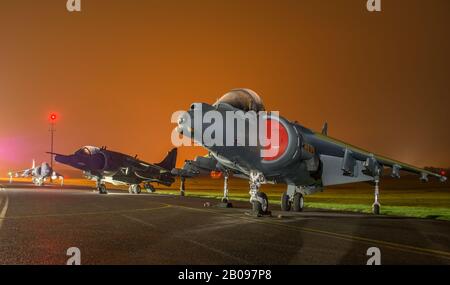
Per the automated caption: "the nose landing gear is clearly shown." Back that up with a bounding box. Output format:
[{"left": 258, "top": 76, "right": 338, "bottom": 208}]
[{"left": 248, "top": 171, "right": 270, "bottom": 217}]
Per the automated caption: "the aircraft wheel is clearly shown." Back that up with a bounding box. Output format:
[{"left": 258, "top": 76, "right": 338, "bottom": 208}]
[
  {"left": 98, "top": 184, "right": 108, "bottom": 194},
  {"left": 128, "top": 185, "right": 134, "bottom": 194},
  {"left": 372, "top": 203, "right": 380, "bottom": 215},
  {"left": 134, "top": 185, "right": 141, "bottom": 194},
  {"left": 281, "top": 192, "right": 291, "bottom": 211},
  {"left": 145, "top": 183, "right": 155, "bottom": 193},
  {"left": 292, "top": 193, "right": 304, "bottom": 212},
  {"left": 252, "top": 192, "right": 269, "bottom": 215}
]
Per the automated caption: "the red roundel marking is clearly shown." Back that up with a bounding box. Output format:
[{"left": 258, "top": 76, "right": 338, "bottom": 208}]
[
  {"left": 262, "top": 118, "right": 289, "bottom": 161},
  {"left": 441, "top": 170, "right": 446, "bottom": 176}
]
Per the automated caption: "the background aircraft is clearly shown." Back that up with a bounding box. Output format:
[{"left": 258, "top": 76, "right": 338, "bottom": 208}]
[
  {"left": 174, "top": 89, "right": 447, "bottom": 216},
  {"left": 8, "top": 160, "right": 64, "bottom": 186},
  {"left": 50, "top": 146, "right": 177, "bottom": 194}
]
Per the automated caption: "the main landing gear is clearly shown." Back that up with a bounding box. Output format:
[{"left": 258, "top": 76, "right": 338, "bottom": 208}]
[
  {"left": 248, "top": 171, "right": 270, "bottom": 217},
  {"left": 96, "top": 180, "right": 108, "bottom": 194},
  {"left": 217, "top": 172, "right": 232, "bottom": 208},
  {"left": 180, "top": 177, "right": 186, "bottom": 196},
  {"left": 129, "top": 184, "right": 142, "bottom": 194},
  {"left": 281, "top": 185, "right": 305, "bottom": 212},
  {"left": 144, "top": 183, "right": 155, "bottom": 193},
  {"left": 372, "top": 179, "right": 381, "bottom": 215},
  {"left": 33, "top": 177, "right": 44, "bottom": 187}
]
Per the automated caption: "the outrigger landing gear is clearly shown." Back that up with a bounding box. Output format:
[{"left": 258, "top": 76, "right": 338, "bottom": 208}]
[
  {"left": 96, "top": 179, "right": 108, "bottom": 194},
  {"left": 144, "top": 183, "right": 155, "bottom": 193},
  {"left": 248, "top": 171, "right": 270, "bottom": 217},
  {"left": 372, "top": 179, "right": 381, "bottom": 215},
  {"left": 217, "top": 172, "right": 232, "bottom": 208},
  {"left": 129, "top": 184, "right": 141, "bottom": 194},
  {"left": 180, "top": 177, "right": 186, "bottom": 196},
  {"left": 281, "top": 185, "right": 305, "bottom": 212}
]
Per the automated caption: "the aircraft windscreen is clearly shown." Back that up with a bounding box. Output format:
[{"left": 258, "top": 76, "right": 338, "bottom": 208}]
[
  {"left": 213, "top": 89, "right": 265, "bottom": 112},
  {"left": 76, "top": 146, "right": 100, "bottom": 156}
]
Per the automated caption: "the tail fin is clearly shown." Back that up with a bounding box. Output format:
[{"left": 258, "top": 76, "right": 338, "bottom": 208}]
[{"left": 156, "top": 148, "right": 177, "bottom": 170}]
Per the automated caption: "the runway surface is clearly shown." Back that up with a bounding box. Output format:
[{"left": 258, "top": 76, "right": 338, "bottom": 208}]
[{"left": 0, "top": 183, "right": 449, "bottom": 265}]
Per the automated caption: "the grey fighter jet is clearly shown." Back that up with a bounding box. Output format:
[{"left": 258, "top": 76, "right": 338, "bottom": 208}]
[
  {"left": 173, "top": 89, "right": 447, "bottom": 216},
  {"left": 49, "top": 146, "right": 177, "bottom": 194},
  {"left": 8, "top": 160, "right": 64, "bottom": 186}
]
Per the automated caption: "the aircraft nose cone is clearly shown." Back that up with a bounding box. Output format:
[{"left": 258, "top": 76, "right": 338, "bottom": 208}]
[{"left": 55, "top": 155, "right": 70, "bottom": 164}]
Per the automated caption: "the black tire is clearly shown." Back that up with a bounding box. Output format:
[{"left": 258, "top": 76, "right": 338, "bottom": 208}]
[
  {"left": 292, "top": 193, "right": 304, "bottom": 212},
  {"left": 372, "top": 204, "right": 380, "bottom": 215},
  {"left": 99, "top": 184, "right": 107, "bottom": 194},
  {"left": 252, "top": 192, "right": 269, "bottom": 215},
  {"left": 134, "top": 185, "right": 141, "bottom": 194},
  {"left": 281, "top": 192, "right": 291, "bottom": 211}
]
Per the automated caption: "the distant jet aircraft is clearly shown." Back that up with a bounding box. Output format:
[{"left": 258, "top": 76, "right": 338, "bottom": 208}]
[
  {"left": 173, "top": 89, "right": 447, "bottom": 216},
  {"left": 8, "top": 160, "right": 64, "bottom": 186},
  {"left": 49, "top": 146, "right": 177, "bottom": 194}
]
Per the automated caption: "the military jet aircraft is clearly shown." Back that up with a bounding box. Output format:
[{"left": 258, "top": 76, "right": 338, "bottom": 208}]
[
  {"left": 174, "top": 88, "right": 447, "bottom": 216},
  {"left": 49, "top": 146, "right": 177, "bottom": 194},
  {"left": 8, "top": 160, "right": 64, "bottom": 186}
]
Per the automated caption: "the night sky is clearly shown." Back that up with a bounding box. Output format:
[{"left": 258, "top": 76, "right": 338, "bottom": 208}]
[{"left": 0, "top": 0, "right": 449, "bottom": 175}]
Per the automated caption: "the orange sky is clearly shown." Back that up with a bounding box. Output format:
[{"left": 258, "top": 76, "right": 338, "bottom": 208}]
[{"left": 0, "top": 0, "right": 449, "bottom": 174}]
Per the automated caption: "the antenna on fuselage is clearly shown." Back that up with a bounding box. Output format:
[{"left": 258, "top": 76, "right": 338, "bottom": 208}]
[{"left": 321, "top": 122, "right": 328, "bottom": 136}]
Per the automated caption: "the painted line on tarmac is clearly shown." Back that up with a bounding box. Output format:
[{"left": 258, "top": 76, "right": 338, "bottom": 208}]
[
  {"left": 171, "top": 204, "right": 450, "bottom": 261},
  {"left": 0, "top": 204, "right": 171, "bottom": 220},
  {"left": 0, "top": 186, "right": 9, "bottom": 231}
]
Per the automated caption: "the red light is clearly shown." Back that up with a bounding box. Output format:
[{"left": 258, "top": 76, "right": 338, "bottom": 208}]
[
  {"left": 50, "top": 113, "right": 57, "bottom": 121},
  {"left": 210, "top": 171, "right": 222, "bottom": 179},
  {"left": 441, "top": 170, "right": 446, "bottom": 176}
]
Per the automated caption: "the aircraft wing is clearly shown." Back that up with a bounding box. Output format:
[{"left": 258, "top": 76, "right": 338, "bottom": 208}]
[
  {"left": 8, "top": 168, "right": 32, "bottom": 178},
  {"left": 314, "top": 133, "right": 447, "bottom": 184}
]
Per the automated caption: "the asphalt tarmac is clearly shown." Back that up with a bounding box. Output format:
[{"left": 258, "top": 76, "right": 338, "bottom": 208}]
[{"left": 0, "top": 183, "right": 449, "bottom": 265}]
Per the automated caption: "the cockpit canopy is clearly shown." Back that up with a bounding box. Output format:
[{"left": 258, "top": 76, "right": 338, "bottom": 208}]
[
  {"left": 213, "top": 88, "right": 265, "bottom": 112},
  {"left": 75, "top": 146, "right": 100, "bottom": 156}
]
